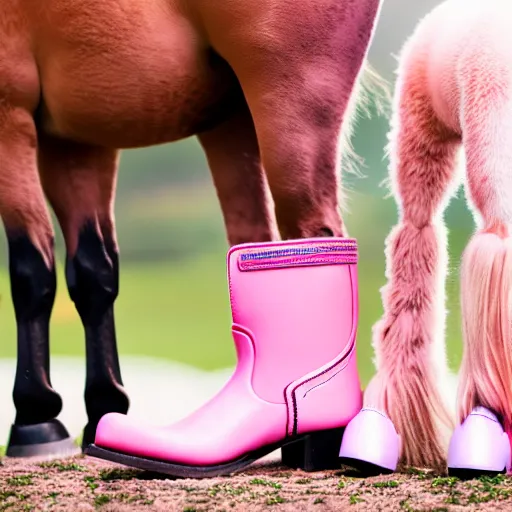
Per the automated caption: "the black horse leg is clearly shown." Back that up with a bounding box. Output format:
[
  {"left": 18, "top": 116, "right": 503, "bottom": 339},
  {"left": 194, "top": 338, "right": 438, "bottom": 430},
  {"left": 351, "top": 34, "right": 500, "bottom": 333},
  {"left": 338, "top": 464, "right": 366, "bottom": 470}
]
[
  {"left": 37, "top": 136, "right": 129, "bottom": 451},
  {"left": 6, "top": 233, "right": 77, "bottom": 457},
  {"left": 66, "top": 221, "right": 129, "bottom": 450}
]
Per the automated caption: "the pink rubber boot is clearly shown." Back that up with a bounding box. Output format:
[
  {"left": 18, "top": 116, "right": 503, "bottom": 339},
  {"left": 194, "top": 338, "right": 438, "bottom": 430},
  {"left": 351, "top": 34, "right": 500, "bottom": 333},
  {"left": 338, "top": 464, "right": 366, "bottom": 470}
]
[{"left": 86, "top": 238, "right": 362, "bottom": 478}]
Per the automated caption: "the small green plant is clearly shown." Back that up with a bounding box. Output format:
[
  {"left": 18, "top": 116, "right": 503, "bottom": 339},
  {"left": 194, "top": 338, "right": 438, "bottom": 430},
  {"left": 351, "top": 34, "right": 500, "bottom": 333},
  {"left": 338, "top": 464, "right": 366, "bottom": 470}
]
[
  {"left": 46, "top": 492, "right": 60, "bottom": 505},
  {"left": 94, "top": 494, "right": 111, "bottom": 507},
  {"left": 399, "top": 499, "right": 413, "bottom": 511},
  {"left": 349, "top": 493, "right": 364, "bottom": 505},
  {"left": 7, "top": 475, "right": 33, "bottom": 486},
  {"left": 431, "top": 477, "right": 459, "bottom": 488},
  {"left": 266, "top": 494, "right": 285, "bottom": 505},
  {"left": 373, "top": 480, "right": 400, "bottom": 488},
  {"left": 480, "top": 475, "right": 507, "bottom": 485},
  {"left": 39, "top": 461, "right": 86, "bottom": 472},
  {"left": 445, "top": 493, "right": 461, "bottom": 505},
  {"left": 0, "top": 490, "right": 17, "bottom": 500},
  {"left": 99, "top": 468, "right": 138, "bottom": 481},
  {"left": 208, "top": 484, "right": 247, "bottom": 497},
  {"left": 405, "top": 468, "right": 429, "bottom": 480},
  {"left": 180, "top": 486, "right": 199, "bottom": 493},
  {"left": 84, "top": 476, "right": 99, "bottom": 491},
  {"left": 250, "top": 478, "right": 282, "bottom": 489}
]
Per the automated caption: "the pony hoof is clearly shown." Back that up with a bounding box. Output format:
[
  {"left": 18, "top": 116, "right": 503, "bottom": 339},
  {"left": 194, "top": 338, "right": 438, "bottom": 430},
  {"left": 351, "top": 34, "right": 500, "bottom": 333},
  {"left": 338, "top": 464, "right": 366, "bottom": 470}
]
[
  {"left": 339, "top": 407, "right": 399, "bottom": 475},
  {"left": 5, "top": 419, "right": 80, "bottom": 459},
  {"left": 448, "top": 407, "right": 510, "bottom": 478}
]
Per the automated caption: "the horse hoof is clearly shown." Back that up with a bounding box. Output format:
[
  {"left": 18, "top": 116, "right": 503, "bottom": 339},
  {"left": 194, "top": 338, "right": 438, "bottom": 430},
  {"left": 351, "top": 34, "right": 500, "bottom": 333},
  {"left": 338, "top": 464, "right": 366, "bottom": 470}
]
[
  {"left": 448, "top": 407, "right": 510, "bottom": 479},
  {"left": 5, "top": 419, "right": 80, "bottom": 459},
  {"left": 339, "top": 407, "right": 399, "bottom": 475}
]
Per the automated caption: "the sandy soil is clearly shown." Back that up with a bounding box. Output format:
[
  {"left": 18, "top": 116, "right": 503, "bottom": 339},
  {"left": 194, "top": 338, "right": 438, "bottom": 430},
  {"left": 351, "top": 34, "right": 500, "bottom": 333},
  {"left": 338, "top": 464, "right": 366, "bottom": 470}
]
[{"left": 1, "top": 455, "right": 512, "bottom": 511}]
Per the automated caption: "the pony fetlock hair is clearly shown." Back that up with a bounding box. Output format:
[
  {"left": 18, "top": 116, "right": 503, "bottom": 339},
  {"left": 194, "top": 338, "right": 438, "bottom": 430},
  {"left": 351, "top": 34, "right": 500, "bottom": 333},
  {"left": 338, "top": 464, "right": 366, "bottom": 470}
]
[{"left": 365, "top": 220, "right": 455, "bottom": 468}]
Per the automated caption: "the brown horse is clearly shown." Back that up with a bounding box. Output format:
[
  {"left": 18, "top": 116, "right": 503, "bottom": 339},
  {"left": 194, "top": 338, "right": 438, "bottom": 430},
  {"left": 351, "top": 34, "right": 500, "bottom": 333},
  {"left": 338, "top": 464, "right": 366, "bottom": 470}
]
[{"left": 1, "top": 0, "right": 383, "bottom": 458}]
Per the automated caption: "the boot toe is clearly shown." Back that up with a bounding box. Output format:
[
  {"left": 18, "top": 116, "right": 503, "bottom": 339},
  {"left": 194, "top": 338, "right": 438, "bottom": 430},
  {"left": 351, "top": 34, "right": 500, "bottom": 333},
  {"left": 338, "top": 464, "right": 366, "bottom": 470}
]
[
  {"left": 448, "top": 407, "right": 510, "bottom": 477},
  {"left": 339, "top": 408, "right": 399, "bottom": 473},
  {"left": 94, "top": 413, "right": 146, "bottom": 453},
  {"left": 92, "top": 401, "right": 286, "bottom": 466},
  {"left": 94, "top": 413, "right": 187, "bottom": 463}
]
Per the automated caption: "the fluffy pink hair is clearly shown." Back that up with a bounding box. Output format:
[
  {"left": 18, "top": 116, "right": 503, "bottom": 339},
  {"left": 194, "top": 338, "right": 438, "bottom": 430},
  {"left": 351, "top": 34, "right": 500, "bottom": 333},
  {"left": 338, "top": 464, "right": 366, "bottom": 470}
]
[{"left": 365, "top": 0, "right": 512, "bottom": 467}]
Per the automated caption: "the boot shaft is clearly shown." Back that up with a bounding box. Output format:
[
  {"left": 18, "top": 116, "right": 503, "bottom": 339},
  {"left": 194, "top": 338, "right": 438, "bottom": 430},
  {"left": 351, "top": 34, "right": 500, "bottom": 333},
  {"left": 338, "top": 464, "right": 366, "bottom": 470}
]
[{"left": 228, "top": 238, "right": 359, "bottom": 404}]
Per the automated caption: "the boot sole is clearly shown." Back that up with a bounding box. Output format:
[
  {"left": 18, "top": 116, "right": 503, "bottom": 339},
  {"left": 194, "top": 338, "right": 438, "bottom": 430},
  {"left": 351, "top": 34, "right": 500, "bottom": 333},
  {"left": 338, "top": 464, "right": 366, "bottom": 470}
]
[{"left": 85, "top": 427, "right": 344, "bottom": 478}]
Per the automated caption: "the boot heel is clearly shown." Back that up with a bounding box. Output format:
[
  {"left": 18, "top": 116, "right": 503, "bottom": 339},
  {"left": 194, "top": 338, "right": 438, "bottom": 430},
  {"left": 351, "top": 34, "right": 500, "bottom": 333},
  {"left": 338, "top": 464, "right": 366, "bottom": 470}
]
[{"left": 281, "top": 427, "right": 344, "bottom": 471}]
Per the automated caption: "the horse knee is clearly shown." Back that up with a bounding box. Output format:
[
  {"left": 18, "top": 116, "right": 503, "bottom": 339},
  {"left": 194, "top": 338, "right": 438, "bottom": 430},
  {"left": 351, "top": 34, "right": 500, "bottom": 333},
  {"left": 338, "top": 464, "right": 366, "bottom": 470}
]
[{"left": 66, "top": 221, "right": 118, "bottom": 323}]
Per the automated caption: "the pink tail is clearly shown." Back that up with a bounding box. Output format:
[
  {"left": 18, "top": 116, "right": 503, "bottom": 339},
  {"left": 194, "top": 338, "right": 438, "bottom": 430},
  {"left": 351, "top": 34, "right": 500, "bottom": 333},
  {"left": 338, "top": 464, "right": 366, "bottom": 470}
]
[{"left": 458, "top": 231, "right": 512, "bottom": 436}]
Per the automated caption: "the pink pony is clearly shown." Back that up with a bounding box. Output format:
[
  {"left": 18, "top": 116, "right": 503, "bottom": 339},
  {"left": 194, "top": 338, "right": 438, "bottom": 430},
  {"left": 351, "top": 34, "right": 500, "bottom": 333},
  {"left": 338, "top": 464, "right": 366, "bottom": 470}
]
[{"left": 342, "top": 0, "right": 512, "bottom": 476}]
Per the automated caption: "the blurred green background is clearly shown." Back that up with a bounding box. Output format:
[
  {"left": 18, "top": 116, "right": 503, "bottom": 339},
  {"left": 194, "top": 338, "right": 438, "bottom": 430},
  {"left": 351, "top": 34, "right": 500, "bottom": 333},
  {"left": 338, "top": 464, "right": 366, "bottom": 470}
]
[{"left": 0, "top": 0, "right": 471, "bottom": 386}]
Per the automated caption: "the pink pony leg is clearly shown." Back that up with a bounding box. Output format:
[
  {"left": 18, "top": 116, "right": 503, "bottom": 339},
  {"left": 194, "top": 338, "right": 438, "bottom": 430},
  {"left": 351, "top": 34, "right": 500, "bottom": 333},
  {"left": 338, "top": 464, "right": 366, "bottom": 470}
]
[
  {"left": 363, "top": 48, "right": 461, "bottom": 468},
  {"left": 456, "top": 52, "right": 512, "bottom": 447},
  {"left": 448, "top": 44, "right": 512, "bottom": 477}
]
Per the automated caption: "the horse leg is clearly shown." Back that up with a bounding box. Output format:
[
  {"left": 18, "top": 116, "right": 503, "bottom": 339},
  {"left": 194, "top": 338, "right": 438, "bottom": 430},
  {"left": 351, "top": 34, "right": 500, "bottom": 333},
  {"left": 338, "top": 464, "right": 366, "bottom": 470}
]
[
  {"left": 199, "top": 0, "right": 383, "bottom": 238},
  {"left": 361, "top": 50, "right": 463, "bottom": 468},
  {"left": 225, "top": 81, "right": 346, "bottom": 239},
  {"left": 205, "top": 0, "right": 373, "bottom": 466},
  {"left": 198, "top": 99, "right": 279, "bottom": 246},
  {"left": 0, "top": 108, "right": 77, "bottom": 457},
  {"left": 38, "top": 135, "right": 129, "bottom": 450},
  {"left": 447, "top": 55, "right": 512, "bottom": 476}
]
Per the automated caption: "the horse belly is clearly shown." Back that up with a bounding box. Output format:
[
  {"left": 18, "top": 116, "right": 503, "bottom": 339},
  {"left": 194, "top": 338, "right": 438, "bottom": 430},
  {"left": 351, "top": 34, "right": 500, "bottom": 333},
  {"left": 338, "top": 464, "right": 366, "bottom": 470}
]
[{"left": 38, "top": 13, "right": 236, "bottom": 147}]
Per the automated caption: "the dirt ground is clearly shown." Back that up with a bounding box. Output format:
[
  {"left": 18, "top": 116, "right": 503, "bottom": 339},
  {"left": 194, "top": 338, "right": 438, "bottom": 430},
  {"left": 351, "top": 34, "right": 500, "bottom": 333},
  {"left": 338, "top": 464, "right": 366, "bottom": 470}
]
[{"left": 1, "top": 455, "right": 512, "bottom": 511}]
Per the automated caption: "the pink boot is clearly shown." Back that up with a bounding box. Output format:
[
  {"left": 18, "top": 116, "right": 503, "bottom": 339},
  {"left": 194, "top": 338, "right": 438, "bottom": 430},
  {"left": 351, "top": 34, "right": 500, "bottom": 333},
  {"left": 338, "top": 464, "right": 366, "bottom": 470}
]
[{"left": 86, "top": 238, "right": 362, "bottom": 478}]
